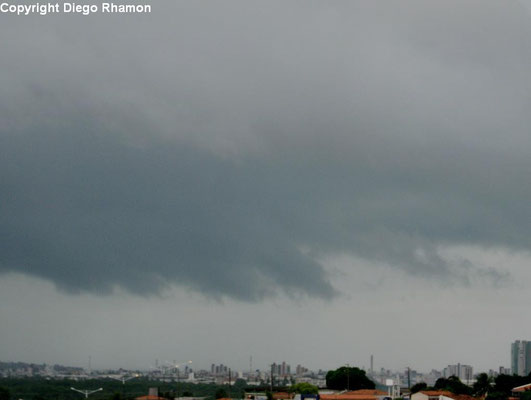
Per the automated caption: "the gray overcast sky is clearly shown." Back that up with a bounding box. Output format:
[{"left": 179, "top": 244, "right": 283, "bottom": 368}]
[{"left": 1, "top": 0, "right": 531, "bottom": 373}]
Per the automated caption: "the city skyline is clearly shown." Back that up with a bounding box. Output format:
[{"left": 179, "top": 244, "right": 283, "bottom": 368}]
[
  {"left": 0, "top": 356, "right": 518, "bottom": 392},
  {"left": 0, "top": 351, "right": 513, "bottom": 377}
]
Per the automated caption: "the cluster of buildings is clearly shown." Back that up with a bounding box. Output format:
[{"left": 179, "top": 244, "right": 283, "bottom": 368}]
[
  {"left": 3, "top": 340, "right": 531, "bottom": 386},
  {"left": 366, "top": 339, "right": 531, "bottom": 389},
  {"left": 0, "top": 361, "right": 84, "bottom": 378},
  {"left": 369, "top": 368, "right": 438, "bottom": 388},
  {"left": 211, "top": 364, "right": 231, "bottom": 376},
  {"left": 271, "top": 362, "right": 292, "bottom": 377},
  {"left": 442, "top": 365, "right": 473, "bottom": 383},
  {"left": 368, "top": 366, "right": 464, "bottom": 388},
  {"left": 116, "top": 360, "right": 324, "bottom": 387},
  {"left": 368, "top": 363, "right": 515, "bottom": 388},
  {"left": 203, "top": 362, "right": 325, "bottom": 387}
]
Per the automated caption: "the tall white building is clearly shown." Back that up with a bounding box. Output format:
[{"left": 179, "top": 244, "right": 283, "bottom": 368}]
[{"left": 511, "top": 340, "right": 531, "bottom": 376}]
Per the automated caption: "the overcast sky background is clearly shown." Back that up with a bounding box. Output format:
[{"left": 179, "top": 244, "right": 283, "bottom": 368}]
[{"left": 1, "top": 0, "right": 531, "bottom": 373}]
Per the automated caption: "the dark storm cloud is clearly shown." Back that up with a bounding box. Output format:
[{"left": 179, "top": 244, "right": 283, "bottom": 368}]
[{"left": 1, "top": 1, "right": 530, "bottom": 300}]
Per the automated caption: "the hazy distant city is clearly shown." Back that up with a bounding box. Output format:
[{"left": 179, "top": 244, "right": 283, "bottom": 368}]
[
  {"left": 3, "top": 340, "right": 531, "bottom": 400},
  {"left": 4, "top": 339, "right": 531, "bottom": 388}
]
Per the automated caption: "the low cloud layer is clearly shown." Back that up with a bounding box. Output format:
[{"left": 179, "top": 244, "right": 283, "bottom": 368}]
[{"left": 1, "top": 1, "right": 531, "bottom": 300}]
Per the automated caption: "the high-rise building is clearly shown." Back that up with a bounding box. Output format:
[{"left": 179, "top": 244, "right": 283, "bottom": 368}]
[
  {"left": 511, "top": 340, "right": 531, "bottom": 376},
  {"left": 499, "top": 366, "right": 511, "bottom": 375},
  {"left": 296, "top": 364, "right": 308, "bottom": 376},
  {"left": 442, "top": 364, "right": 473, "bottom": 382},
  {"left": 271, "top": 362, "right": 291, "bottom": 377}
]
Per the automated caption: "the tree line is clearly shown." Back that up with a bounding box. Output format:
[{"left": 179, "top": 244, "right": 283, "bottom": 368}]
[
  {"left": 0, "top": 377, "right": 249, "bottom": 400},
  {"left": 410, "top": 372, "right": 531, "bottom": 400}
]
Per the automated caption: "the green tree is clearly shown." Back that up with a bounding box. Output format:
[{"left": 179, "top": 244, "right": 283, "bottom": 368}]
[
  {"left": 434, "top": 376, "right": 471, "bottom": 395},
  {"left": 326, "top": 367, "right": 375, "bottom": 391},
  {"left": 289, "top": 383, "right": 319, "bottom": 395},
  {"left": 434, "top": 377, "right": 448, "bottom": 390},
  {"left": 493, "top": 373, "right": 531, "bottom": 395},
  {"left": 473, "top": 373, "right": 492, "bottom": 396},
  {"left": 0, "top": 387, "right": 9, "bottom": 400},
  {"left": 161, "top": 391, "right": 175, "bottom": 400},
  {"left": 215, "top": 388, "right": 228, "bottom": 399},
  {"left": 410, "top": 383, "right": 428, "bottom": 394},
  {"left": 521, "top": 392, "right": 531, "bottom": 400},
  {"left": 234, "top": 379, "right": 247, "bottom": 388}
]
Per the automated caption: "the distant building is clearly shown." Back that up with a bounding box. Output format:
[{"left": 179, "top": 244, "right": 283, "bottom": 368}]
[
  {"left": 296, "top": 365, "right": 309, "bottom": 376},
  {"left": 442, "top": 364, "right": 473, "bottom": 383},
  {"left": 511, "top": 341, "right": 531, "bottom": 376},
  {"left": 270, "top": 362, "right": 292, "bottom": 378}
]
